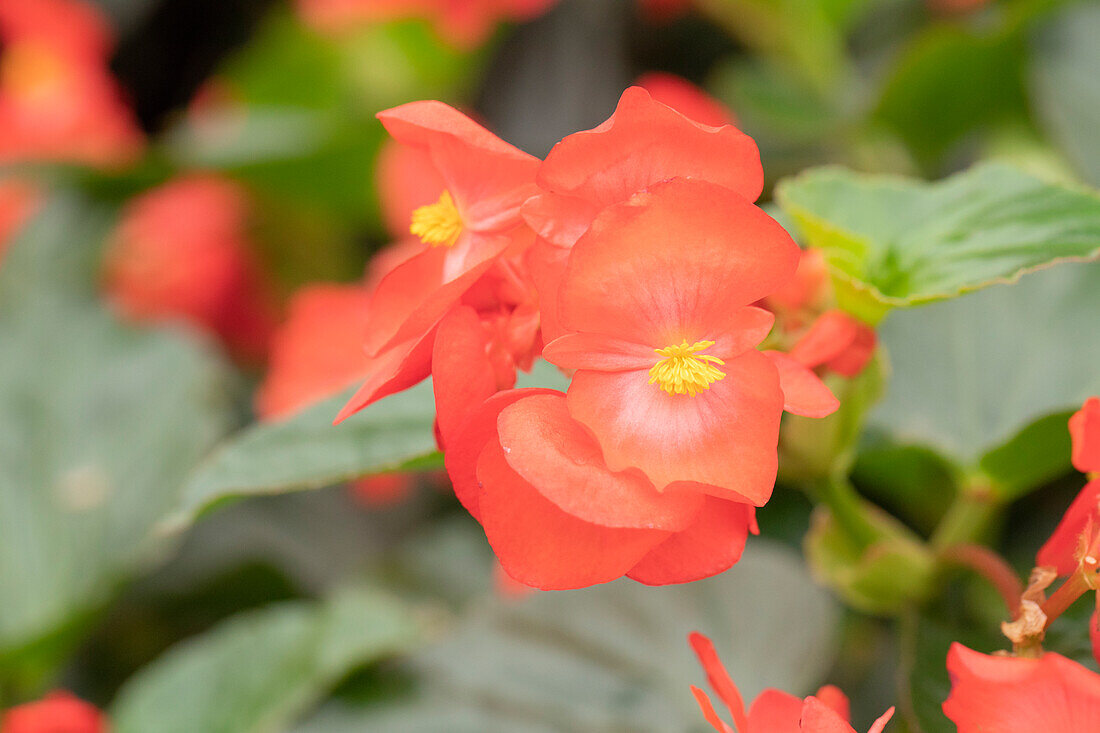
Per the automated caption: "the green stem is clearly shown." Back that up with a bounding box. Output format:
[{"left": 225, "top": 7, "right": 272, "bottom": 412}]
[
  {"left": 815, "top": 474, "right": 880, "bottom": 548},
  {"left": 930, "top": 485, "right": 999, "bottom": 551}
]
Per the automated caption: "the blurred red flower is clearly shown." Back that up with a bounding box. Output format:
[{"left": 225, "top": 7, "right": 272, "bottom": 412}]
[
  {"left": 1, "top": 691, "right": 107, "bottom": 733},
  {"left": 943, "top": 643, "right": 1100, "bottom": 731},
  {"left": 336, "top": 101, "right": 539, "bottom": 423},
  {"left": 0, "top": 0, "right": 142, "bottom": 167},
  {"left": 102, "top": 176, "right": 277, "bottom": 364},
  {"left": 298, "top": 0, "right": 557, "bottom": 48},
  {"left": 689, "top": 632, "right": 894, "bottom": 733}
]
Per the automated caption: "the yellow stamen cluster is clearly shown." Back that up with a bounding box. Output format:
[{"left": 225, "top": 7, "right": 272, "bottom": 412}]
[
  {"left": 648, "top": 340, "right": 726, "bottom": 397},
  {"left": 410, "top": 190, "right": 463, "bottom": 248}
]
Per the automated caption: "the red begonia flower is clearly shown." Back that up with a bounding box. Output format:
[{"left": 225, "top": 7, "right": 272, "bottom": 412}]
[
  {"left": 102, "top": 176, "right": 277, "bottom": 363},
  {"left": 1036, "top": 479, "right": 1100, "bottom": 576},
  {"left": 689, "top": 632, "right": 893, "bottom": 733},
  {"left": 635, "top": 72, "right": 735, "bottom": 127},
  {"left": 0, "top": 179, "right": 40, "bottom": 265},
  {"left": 1, "top": 691, "right": 107, "bottom": 733},
  {"left": 1070, "top": 396, "right": 1100, "bottom": 474},
  {"left": 298, "top": 0, "right": 557, "bottom": 49},
  {"left": 522, "top": 85, "right": 761, "bottom": 250},
  {"left": 765, "top": 248, "right": 830, "bottom": 328},
  {"left": 543, "top": 179, "right": 834, "bottom": 504},
  {"left": 0, "top": 0, "right": 142, "bottom": 167},
  {"left": 943, "top": 643, "right": 1100, "bottom": 731},
  {"left": 446, "top": 389, "right": 756, "bottom": 588},
  {"left": 337, "top": 101, "right": 539, "bottom": 422}
]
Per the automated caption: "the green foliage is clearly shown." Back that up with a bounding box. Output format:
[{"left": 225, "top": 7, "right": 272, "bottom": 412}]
[
  {"left": 109, "top": 587, "right": 424, "bottom": 733},
  {"left": 776, "top": 163, "right": 1100, "bottom": 320},
  {"left": 293, "top": 543, "right": 839, "bottom": 732},
  {"left": 170, "top": 383, "right": 440, "bottom": 531},
  {"left": 870, "top": 260, "right": 1100, "bottom": 471},
  {"left": 1030, "top": 3, "right": 1100, "bottom": 186},
  {"left": 0, "top": 199, "right": 232, "bottom": 664}
]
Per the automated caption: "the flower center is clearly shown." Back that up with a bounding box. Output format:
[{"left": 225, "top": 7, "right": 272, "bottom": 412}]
[
  {"left": 648, "top": 340, "right": 726, "bottom": 396},
  {"left": 1, "top": 42, "right": 68, "bottom": 105},
  {"left": 410, "top": 190, "right": 463, "bottom": 247}
]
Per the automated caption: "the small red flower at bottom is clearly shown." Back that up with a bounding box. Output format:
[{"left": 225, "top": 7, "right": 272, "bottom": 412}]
[
  {"left": 943, "top": 643, "right": 1100, "bottom": 731},
  {"left": 1, "top": 691, "right": 107, "bottom": 733},
  {"left": 689, "top": 632, "right": 893, "bottom": 733}
]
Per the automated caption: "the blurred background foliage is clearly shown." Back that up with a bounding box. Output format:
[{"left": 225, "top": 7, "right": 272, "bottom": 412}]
[{"left": 2, "top": 0, "right": 1100, "bottom": 731}]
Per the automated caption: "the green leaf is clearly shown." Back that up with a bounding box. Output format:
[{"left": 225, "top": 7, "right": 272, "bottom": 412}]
[
  {"left": 109, "top": 587, "right": 424, "bottom": 733},
  {"left": 294, "top": 543, "right": 841, "bottom": 732},
  {"left": 169, "top": 382, "right": 439, "bottom": 531},
  {"left": 874, "top": 24, "right": 1027, "bottom": 166},
  {"left": 0, "top": 199, "right": 232, "bottom": 655},
  {"left": 870, "top": 260, "right": 1100, "bottom": 469},
  {"left": 852, "top": 439, "right": 960, "bottom": 534},
  {"left": 979, "top": 410, "right": 1074, "bottom": 500},
  {"left": 776, "top": 162, "right": 1100, "bottom": 319},
  {"left": 1030, "top": 3, "right": 1100, "bottom": 186}
]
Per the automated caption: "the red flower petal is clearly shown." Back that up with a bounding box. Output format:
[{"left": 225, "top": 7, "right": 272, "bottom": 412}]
[
  {"left": 541, "top": 333, "right": 657, "bottom": 371},
  {"left": 1070, "top": 397, "right": 1100, "bottom": 474},
  {"left": 442, "top": 388, "right": 557, "bottom": 519},
  {"left": 521, "top": 192, "right": 599, "bottom": 249},
  {"left": 431, "top": 305, "right": 501, "bottom": 448},
  {"left": 1, "top": 690, "right": 107, "bottom": 733},
  {"left": 687, "top": 633, "right": 750, "bottom": 733},
  {"left": 636, "top": 72, "right": 735, "bottom": 127},
  {"left": 788, "top": 310, "right": 862, "bottom": 370},
  {"left": 496, "top": 393, "right": 705, "bottom": 530},
  {"left": 764, "top": 351, "right": 840, "bottom": 419},
  {"left": 746, "top": 688, "right": 804, "bottom": 733},
  {"left": 256, "top": 284, "right": 372, "bottom": 420},
  {"left": 813, "top": 685, "right": 851, "bottom": 722},
  {"left": 1036, "top": 479, "right": 1100, "bottom": 576},
  {"left": 558, "top": 179, "right": 797, "bottom": 348},
  {"left": 477, "top": 440, "right": 668, "bottom": 590},
  {"left": 375, "top": 140, "right": 445, "bottom": 240},
  {"left": 798, "top": 696, "right": 859, "bottom": 733},
  {"left": 691, "top": 686, "right": 737, "bottom": 733},
  {"left": 536, "top": 86, "right": 761, "bottom": 244},
  {"left": 943, "top": 644, "right": 1100, "bottom": 732},
  {"left": 376, "top": 101, "right": 538, "bottom": 233},
  {"left": 627, "top": 497, "right": 753, "bottom": 584},
  {"left": 334, "top": 333, "right": 433, "bottom": 423},
  {"left": 566, "top": 348, "right": 782, "bottom": 504}
]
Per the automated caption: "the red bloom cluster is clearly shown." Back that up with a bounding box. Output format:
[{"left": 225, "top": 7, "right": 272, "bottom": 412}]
[
  {"left": 943, "top": 643, "right": 1100, "bottom": 731},
  {"left": 297, "top": 0, "right": 557, "bottom": 48},
  {"left": 102, "top": 176, "right": 277, "bottom": 364},
  {"left": 1, "top": 691, "right": 107, "bottom": 733},
  {"left": 689, "top": 632, "right": 894, "bottom": 733},
  {"left": 0, "top": 0, "right": 142, "bottom": 167},
  {"left": 310, "top": 84, "right": 844, "bottom": 590}
]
